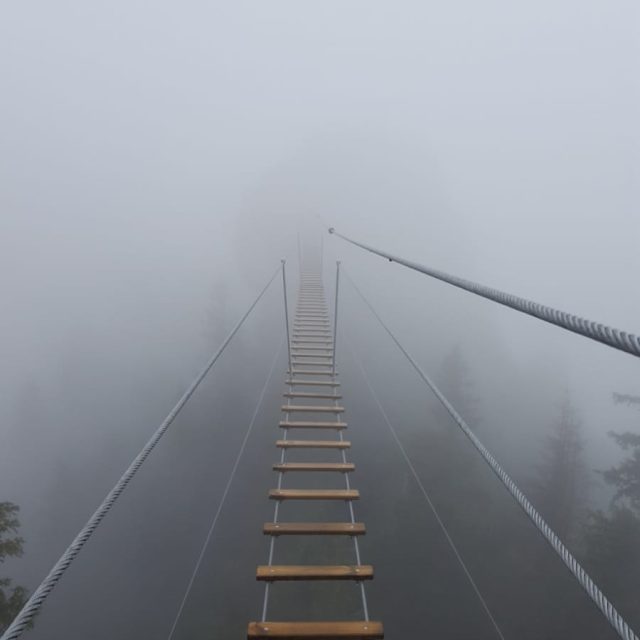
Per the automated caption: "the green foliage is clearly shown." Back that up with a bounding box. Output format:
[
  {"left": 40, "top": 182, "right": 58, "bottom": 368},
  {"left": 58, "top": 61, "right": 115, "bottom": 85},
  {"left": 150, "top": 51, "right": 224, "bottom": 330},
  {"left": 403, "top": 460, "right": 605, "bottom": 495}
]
[
  {"left": 0, "top": 502, "right": 28, "bottom": 635},
  {"left": 0, "top": 580, "right": 28, "bottom": 633},
  {"left": 581, "top": 427, "right": 640, "bottom": 629},
  {"left": 612, "top": 393, "right": 640, "bottom": 408},
  {"left": 0, "top": 502, "right": 24, "bottom": 563},
  {"left": 602, "top": 432, "right": 640, "bottom": 512}
]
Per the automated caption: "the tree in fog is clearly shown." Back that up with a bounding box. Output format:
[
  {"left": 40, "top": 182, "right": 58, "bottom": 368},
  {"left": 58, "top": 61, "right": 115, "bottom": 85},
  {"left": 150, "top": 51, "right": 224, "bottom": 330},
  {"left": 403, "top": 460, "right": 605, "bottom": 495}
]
[
  {"left": 0, "top": 502, "right": 28, "bottom": 634},
  {"left": 583, "top": 421, "right": 640, "bottom": 628},
  {"left": 531, "top": 391, "right": 588, "bottom": 544},
  {"left": 438, "top": 345, "right": 480, "bottom": 427}
]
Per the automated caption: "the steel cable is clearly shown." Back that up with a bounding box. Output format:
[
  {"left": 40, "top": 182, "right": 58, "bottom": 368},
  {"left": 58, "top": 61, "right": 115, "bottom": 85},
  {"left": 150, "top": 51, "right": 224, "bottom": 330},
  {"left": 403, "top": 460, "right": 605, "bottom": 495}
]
[
  {"left": 1, "top": 266, "right": 281, "bottom": 640},
  {"left": 166, "top": 336, "right": 284, "bottom": 640},
  {"left": 328, "top": 228, "right": 640, "bottom": 359},
  {"left": 342, "top": 269, "right": 639, "bottom": 640},
  {"left": 344, "top": 333, "right": 504, "bottom": 639}
]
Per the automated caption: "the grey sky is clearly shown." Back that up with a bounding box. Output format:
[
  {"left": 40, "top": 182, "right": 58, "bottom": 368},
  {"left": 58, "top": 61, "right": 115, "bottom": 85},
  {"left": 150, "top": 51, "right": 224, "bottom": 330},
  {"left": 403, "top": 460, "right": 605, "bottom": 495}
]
[{"left": 0, "top": 1, "right": 638, "bottom": 638}]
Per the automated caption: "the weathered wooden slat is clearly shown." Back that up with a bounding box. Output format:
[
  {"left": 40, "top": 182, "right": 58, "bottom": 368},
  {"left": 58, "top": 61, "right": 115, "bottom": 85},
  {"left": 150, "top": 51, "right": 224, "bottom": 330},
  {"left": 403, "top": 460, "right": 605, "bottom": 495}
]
[
  {"left": 291, "top": 360, "right": 333, "bottom": 367},
  {"left": 263, "top": 522, "right": 364, "bottom": 536},
  {"left": 283, "top": 392, "right": 342, "bottom": 399},
  {"left": 285, "top": 379, "right": 340, "bottom": 387},
  {"left": 276, "top": 439, "right": 350, "bottom": 449},
  {"left": 256, "top": 565, "right": 373, "bottom": 581},
  {"left": 269, "top": 489, "right": 359, "bottom": 501},
  {"left": 290, "top": 352, "right": 333, "bottom": 357},
  {"left": 247, "top": 621, "right": 383, "bottom": 639},
  {"left": 281, "top": 405, "right": 344, "bottom": 413},
  {"left": 279, "top": 421, "right": 347, "bottom": 430},
  {"left": 273, "top": 462, "right": 354, "bottom": 472},
  {"left": 287, "top": 370, "right": 337, "bottom": 376},
  {"left": 293, "top": 328, "right": 331, "bottom": 338}
]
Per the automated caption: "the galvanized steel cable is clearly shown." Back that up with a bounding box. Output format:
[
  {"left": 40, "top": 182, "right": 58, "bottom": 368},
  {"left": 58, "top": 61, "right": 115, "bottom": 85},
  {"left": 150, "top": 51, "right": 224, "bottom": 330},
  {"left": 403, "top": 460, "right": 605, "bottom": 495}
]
[
  {"left": 328, "top": 228, "right": 640, "bottom": 359},
  {"left": 1, "top": 266, "right": 281, "bottom": 640},
  {"left": 342, "top": 269, "right": 639, "bottom": 640},
  {"left": 344, "top": 333, "right": 504, "bottom": 640},
  {"left": 166, "top": 336, "right": 284, "bottom": 640}
]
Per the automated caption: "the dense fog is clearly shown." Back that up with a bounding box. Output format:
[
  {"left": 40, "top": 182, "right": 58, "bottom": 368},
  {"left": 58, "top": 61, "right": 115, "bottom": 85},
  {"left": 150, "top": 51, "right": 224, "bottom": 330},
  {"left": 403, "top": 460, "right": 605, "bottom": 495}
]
[{"left": 1, "top": 1, "right": 638, "bottom": 638}]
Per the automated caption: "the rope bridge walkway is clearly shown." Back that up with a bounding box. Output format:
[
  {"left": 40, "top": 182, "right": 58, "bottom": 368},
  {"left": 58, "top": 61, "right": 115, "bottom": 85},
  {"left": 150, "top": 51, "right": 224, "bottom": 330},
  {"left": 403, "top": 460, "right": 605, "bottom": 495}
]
[
  {"left": 2, "top": 228, "right": 639, "bottom": 640},
  {"left": 249, "top": 266, "right": 383, "bottom": 639}
]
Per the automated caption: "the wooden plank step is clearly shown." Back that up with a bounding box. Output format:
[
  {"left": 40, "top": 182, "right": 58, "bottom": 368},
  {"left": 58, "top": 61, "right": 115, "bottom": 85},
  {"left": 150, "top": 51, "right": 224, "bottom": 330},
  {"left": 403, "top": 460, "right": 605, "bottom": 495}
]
[
  {"left": 292, "top": 342, "right": 331, "bottom": 346},
  {"left": 283, "top": 392, "right": 342, "bottom": 399},
  {"left": 290, "top": 352, "right": 333, "bottom": 357},
  {"left": 256, "top": 565, "right": 373, "bottom": 581},
  {"left": 281, "top": 405, "right": 344, "bottom": 413},
  {"left": 294, "top": 325, "right": 330, "bottom": 329},
  {"left": 295, "top": 314, "right": 329, "bottom": 318},
  {"left": 277, "top": 439, "right": 350, "bottom": 449},
  {"left": 292, "top": 338, "right": 332, "bottom": 342},
  {"left": 291, "top": 347, "right": 332, "bottom": 352},
  {"left": 291, "top": 360, "right": 333, "bottom": 367},
  {"left": 279, "top": 421, "right": 347, "bottom": 430},
  {"left": 263, "top": 522, "right": 364, "bottom": 536},
  {"left": 248, "top": 621, "right": 383, "bottom": 639},
  {"left": 285, "top": 380, "right": 340, "bottom": 387},
  {"left": 273, "top": 462, "right": 354, "bottom": 472},
  {"left": 293, "top": 332, "right": 331, "bottom": 336},
  {"left": 288, "top": 370, "right": 336, "bottom": 376},
  {"left": 269, "top": 489, "right": 359, "bottom": 501},
  {"left": 294, "top": 325, "right": 329, "bottom": 328}
]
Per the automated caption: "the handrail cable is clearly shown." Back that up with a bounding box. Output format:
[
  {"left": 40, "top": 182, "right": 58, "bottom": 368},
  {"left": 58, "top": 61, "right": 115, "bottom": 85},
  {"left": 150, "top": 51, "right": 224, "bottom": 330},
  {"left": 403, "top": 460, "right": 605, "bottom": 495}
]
[
  {"left": 166, "top": 336, "right": 284, "bottom": 640},
  {"left": 344, "top": 333, "right": 504, "bottom": 639},
  {"left": 342, "top": 268, "right": 639, "bottom": 640},
  {"left": 328, "top": 227, "right": 640, "bottom": 359},
  {"left": 1, "top": 265, "right": 282, "bottom": 640}
]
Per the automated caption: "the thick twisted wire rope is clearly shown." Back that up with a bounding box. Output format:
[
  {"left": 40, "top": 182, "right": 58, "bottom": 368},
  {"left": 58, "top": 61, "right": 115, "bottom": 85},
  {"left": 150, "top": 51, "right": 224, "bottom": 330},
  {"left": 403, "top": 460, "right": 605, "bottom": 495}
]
[
  {"left": 166, "top": 336, "right": 284, "bottom": 640},
  {"left": 328, "top": 228, "right": 640, "bottom": 359},
  {"left": 1, "top": 266, "right": 281, "bottom": 640},
  {"left": 342, "top": 269, "right": 639, "bottom": 640},
  {"left": 343, "top": 333, "right": 504, "bottom": 640}
]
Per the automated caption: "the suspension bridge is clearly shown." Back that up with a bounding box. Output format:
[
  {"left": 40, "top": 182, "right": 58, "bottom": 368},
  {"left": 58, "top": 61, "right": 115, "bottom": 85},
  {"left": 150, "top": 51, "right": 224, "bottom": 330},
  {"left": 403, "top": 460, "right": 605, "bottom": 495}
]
[{"left": 2, "top": 228, "right": 639, "bottom": 640}]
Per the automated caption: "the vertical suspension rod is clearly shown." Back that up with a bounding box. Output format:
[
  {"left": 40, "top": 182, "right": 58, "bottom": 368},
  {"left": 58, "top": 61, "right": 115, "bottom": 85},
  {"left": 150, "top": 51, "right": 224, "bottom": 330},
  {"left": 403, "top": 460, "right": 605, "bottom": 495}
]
[
  {"left": 332, "top": 261, "right": 341, "bottom": 376},
  {"left": 281, "top": 260, "right": 293, "bottom": 376}
]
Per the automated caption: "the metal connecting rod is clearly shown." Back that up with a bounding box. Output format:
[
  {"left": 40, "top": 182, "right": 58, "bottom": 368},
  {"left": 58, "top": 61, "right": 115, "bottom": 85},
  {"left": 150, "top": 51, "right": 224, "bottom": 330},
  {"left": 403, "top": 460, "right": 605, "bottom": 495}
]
[{"left": 328, "top": 227, "right": 640, "bottom": 359}]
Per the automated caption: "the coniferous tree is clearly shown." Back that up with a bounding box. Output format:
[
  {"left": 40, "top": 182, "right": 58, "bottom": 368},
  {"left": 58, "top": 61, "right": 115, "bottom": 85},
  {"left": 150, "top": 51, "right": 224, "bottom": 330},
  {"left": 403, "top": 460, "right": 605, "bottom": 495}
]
[
  {"left": 438, "top": 345, "right": 480, "bottom": 427},
  {"left": 0, "top": 502, "right": 28, "bottom": 634},
  {"left": 583, "top": 426, "right": 640, "bottom": 629},
  {"left": 532, "top": 391, "right": 588, "bottom": 544}
]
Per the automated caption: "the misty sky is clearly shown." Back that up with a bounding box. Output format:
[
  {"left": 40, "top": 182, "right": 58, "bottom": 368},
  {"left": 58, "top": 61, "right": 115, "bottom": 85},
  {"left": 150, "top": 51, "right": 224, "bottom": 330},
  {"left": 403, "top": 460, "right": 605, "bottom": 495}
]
[{"left": 1, "top": 1, "right": 639, "bottom": 638}]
